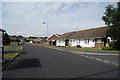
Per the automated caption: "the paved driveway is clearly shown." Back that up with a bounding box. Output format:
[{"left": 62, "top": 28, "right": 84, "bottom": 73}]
[{"left": 2, "top": 44, "right": 119, "bottom": 78}]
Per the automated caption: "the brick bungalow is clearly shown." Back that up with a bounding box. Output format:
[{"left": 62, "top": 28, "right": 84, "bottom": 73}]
[
  {"left": 9, "top": 36, "right": 25, "bottom": 42},
  {"left": 47, "top": 34, "right": 61, "bottom": 46},
  {"left": 33, "top": 37, "right": 43, "bottom": 43}
]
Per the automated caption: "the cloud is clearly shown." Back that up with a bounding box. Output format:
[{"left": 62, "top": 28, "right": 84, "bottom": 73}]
[{"left": 2, "top": 2, "right": 117, "bottom": 37}]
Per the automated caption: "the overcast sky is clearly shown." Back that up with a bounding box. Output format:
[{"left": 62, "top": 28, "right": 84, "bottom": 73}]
[{"left": 2, "top": 2, "right": 117, "bottom": 37}]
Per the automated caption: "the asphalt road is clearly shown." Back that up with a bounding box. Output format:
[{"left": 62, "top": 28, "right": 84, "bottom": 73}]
[{"left": 2, "top": 44, "right": 119, "bottom": 78}]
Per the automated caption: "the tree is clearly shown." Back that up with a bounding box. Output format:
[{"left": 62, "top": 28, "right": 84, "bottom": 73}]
[
  {"left": 102, "top": 2, "right": 120, "bottom": 50},
  {"left": 18, "top": 35, "right": 23, "bottom": 37},
  {"left": 12, "top": 35, "right": 17, "bottom": 37},
  {"left": 4, "top": 33, "right": 11, "bottom": 45}
]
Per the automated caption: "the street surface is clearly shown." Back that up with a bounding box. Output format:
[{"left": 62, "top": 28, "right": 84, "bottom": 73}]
[{"left": 2, "top": 44, "right": 119, "bottom": 78}]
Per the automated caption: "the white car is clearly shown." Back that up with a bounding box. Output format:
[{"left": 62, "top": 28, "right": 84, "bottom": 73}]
[{"left": 29, "top": 41, "right": 33, "bottom": 43}]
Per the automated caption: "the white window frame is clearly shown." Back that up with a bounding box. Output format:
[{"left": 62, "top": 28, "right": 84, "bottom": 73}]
[
  {"left": 84, "top": 39, "right": 89, "bottom": 44},
  {"left": 97, "top": 39, "right": 101, "bottom": 43}
]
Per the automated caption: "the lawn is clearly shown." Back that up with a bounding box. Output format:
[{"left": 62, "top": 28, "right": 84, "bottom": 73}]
[
  {"left": 68, "top": 47, "right": 119, "bottom": 53},
  {"left": 4, "top": 52, "right": 18, "bottom": 59},
  {"left": 15, "top": 46, "right": 23, "bottom": 51},
  {"left": 4, "top": 45, "right": 23, "bottom": 59},
  {"left": 4, "top": 45, "right": 11, "bottom": 51},
  {"left": 4, "top": 42, "right": 17, "bottom": 51}
]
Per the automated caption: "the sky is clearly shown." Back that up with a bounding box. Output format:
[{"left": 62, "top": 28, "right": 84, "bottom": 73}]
[{"left": 1, "top": 2, "right": 117, "bottom": 37}]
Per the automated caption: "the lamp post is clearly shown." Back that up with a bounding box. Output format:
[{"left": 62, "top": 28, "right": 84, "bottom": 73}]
[{"left": 43, "top": 22, "right": 48, "bottom": 37}]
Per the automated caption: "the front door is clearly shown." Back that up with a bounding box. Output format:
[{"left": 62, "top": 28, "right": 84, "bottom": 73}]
[{"left": 65, "top": 40, "right": 68, "bottom": 46}]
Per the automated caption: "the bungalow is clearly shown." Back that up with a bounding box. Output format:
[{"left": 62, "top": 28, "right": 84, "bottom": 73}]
[
  {"left": 9, "top": 36, "right": 25, "bottom": 42},
  {"left": 56, "top": 32, "right": 75, "bottom": 46},
  {"left": 68, "top": 26, "right": 111, "bottom": 49},
  {"left": 33, "top": 37, "right": 43, "bottom": 43},
  {"left": 0, "top": 28, "right": 5, "bottom": 60},
  {"left": 47, "top": 34, "right": 61, "bottom": 46}
]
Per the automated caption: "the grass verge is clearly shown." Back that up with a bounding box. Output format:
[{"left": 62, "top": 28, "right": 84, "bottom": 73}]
[
  {"left": 4, "top": 46, "right": 23, "bottom": 59},
  {"left": 69, "top": 47, "right": 119, "bottom": 53},
  {"left": 4, "top": 45, "right": 12, "bottom": 51}
]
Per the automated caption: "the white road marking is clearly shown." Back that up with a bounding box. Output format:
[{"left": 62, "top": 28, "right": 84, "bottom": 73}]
[
  {"left": 103, "top": 60, "right": 110, "bottom": 63},
  {"left": 84, "top": 55, "right": 87, "bottom": 57},
  {"left": 70, "top": 51, "right": 119, "bottom": 66},
  {"left": 89, "top": 57, "right": 95, "bottom": 59},
  {"left": 81, "top": 55, "right": 84, "bottom": 56},
  {"left": 96, "top": 58, "right": 102, "bottom": 61}
]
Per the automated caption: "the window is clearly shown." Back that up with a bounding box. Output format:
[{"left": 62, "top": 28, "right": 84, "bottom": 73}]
[
  {"left": 70, "top": 39, "right": 72, "bottom": 42},
  {"left": 73, "top": 39, "right": 75, "bottom": 43},
  {"left": 59, "top": 41, "right": 60, "bottom": 43},
  {"left": 97, "top": 39, "right": 101, "bottom": 43},
  {"left": 84, "top": 39, "right": 89, "bottom": 44},
  {"left": 78, "top": 39, "right": 80, "bottom": 43},
  {"left": 107, "top": 39, "right": 110, "bottom": 43},
  {"left": 61, "top": 40, "right": 64, "bottom": 43}
]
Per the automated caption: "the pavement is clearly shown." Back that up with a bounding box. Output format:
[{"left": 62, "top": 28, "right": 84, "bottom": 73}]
[
  {"left": 58, "top": 47, "right": 120, "bottom": 54},
  {"left": 2, "top": 44, "right": 119, "bottom": 78},
  {"left": 4, "top": 43, "right": 17, "bottom": 54}
]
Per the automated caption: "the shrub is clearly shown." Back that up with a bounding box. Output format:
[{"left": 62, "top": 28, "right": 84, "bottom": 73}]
[
  {"left": 102, "top": 46, "right": 114, "bottom": 50},
  {"left": 76, "top": 45, "right": 81, "bottom": 48},
  {"left": 57, "top": 46, "right": 61, "bottom": 47},
  {"left": 110, "top": 41, "right": 120, "bottom": 50},
  {"left": 68, "top": 45, "right": 71, "bottom": 48},
  {"left": 62, "top": 46, "right": 66, "bottom": 48}
]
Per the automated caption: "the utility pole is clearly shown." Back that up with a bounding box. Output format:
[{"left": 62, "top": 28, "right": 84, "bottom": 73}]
[{"left": 43, "top": 22, "right": 48, "bottom": 37}]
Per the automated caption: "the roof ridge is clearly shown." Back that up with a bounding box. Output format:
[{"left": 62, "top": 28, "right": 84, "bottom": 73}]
[
  {"left": 77, "top": 26, "right": 108, "bottom": 32},
  {"left": 64, "top": 31, "right": 76, "bottom": 34}
]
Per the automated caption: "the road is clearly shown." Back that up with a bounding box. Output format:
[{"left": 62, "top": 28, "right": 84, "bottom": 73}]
[{"left": 2, "top": 44, "right": 119, "bottom": 78}]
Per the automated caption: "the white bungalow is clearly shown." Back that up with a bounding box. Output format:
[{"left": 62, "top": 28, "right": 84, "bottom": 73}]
[
  {"left": 56, "top": 26, "right": 112, "bottom": 49},
  {"left": 68, "top": 26, "right": 111, "bottom": 49},
  {"left": 56, "top": 32, "right": 75, "bottom": 46}
]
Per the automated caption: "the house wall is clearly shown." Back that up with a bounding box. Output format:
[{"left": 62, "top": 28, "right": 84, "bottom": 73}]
[
  {"left": 69, "top": 39, "right": 95, "bottom": 47},
  {"left": 0, "top": 31, "right": 3, "bottom": 60},
  {"left": 0, "top": 31, "right": 2, "bottom": 47},
  {"left": 48, "top": 35, "right": 58, "bottom": 42},
  {"left": 56, "top": 40, "right": 65, "bottom": 46}
]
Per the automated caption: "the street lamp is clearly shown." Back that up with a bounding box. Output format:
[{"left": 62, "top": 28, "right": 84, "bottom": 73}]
[{"left": 43, "top": 22, "right": 48, "bottom": 37}]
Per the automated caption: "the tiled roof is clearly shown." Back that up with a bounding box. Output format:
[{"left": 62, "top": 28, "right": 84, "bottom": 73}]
[
  {"left": 47, "top": 34, "right": 61, "bottom": 41},
  {"left": 57, "top": 31, "right": 76, "bottom": 40},
  {"left": 68, "top": 26, "right": 108, "bottom": 39}
]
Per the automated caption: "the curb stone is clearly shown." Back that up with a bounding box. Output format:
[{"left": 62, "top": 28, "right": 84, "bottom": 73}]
[{"left": 2, "top": 53, "right": 19, "bottom": 71}]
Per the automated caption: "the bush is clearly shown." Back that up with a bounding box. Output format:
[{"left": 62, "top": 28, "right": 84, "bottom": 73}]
[
  {"left": 62, "top": 46, "right": 66, "bottom": 48},
  {"left": 110, "top": 41, "right": 120, "bottom": 50},
  {"left": 102, "top": 46, "right": 114, "bottom": 50},
  {"left": 57, "top": 46, "right": 61, "bottom": 47},
  {"left": 68, "top": 45, "right": 71, "bottom": 48},
  {"left": 76, "top": 45, "right": 81, "bottom": 48}
]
